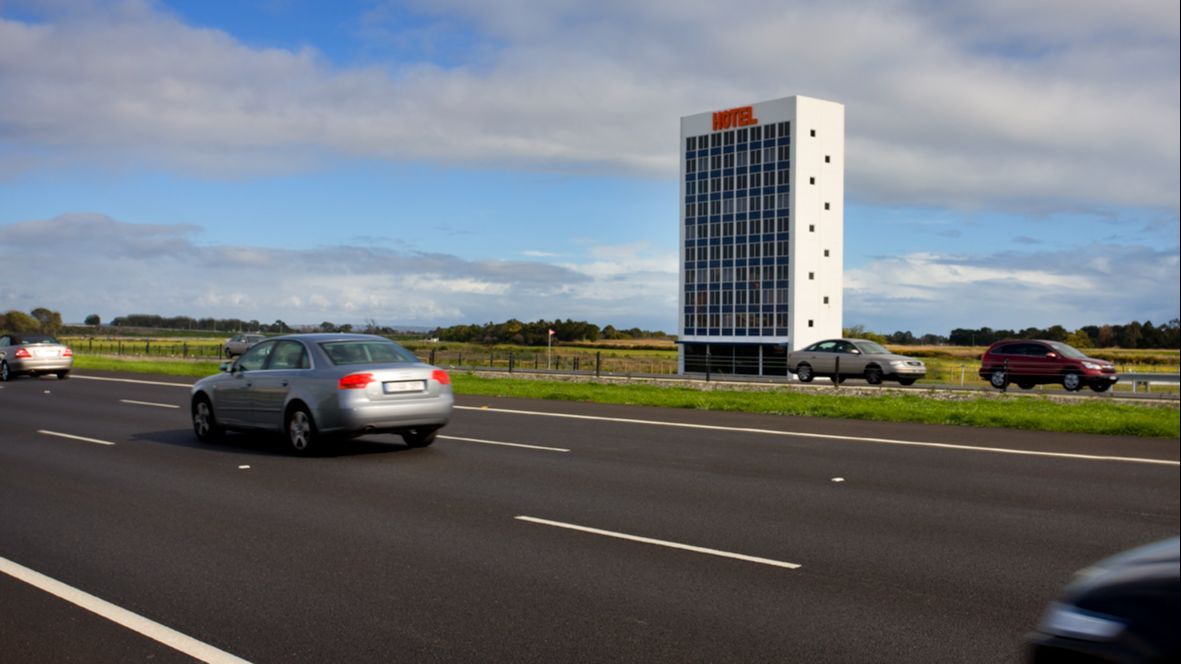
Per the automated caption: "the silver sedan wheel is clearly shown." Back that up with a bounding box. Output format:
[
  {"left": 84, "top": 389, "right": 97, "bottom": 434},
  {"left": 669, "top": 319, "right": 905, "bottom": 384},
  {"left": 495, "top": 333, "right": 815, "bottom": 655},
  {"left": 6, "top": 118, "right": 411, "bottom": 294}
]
[
  {"left": 796, "top": 364, "right": 814, "bottom": 383},
  {"left": 192, "top": 397, "right": 222, "bottom": 442},
  {"left": 287, "top": 408, "right": 315, "bottom": 452},
  {"left": 194, "top": 401, "right": 213, "bottom": 438}
]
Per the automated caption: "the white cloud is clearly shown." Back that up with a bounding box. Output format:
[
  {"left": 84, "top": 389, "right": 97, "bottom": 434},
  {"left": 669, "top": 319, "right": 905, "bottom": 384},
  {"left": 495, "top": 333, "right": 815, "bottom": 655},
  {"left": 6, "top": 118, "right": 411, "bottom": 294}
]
[
  {"left": 845, "top": 246, "right": 1180, "bottom": 333},
  {"left": 0, "top": 0, "right": 1176, "bottom": 212},
  {"left": 0, "top": 213, "right": 678, "bottom": 329}
]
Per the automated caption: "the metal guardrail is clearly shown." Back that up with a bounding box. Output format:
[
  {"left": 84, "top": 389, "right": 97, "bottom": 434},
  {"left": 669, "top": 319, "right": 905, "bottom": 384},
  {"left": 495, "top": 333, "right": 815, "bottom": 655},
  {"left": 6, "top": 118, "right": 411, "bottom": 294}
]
[{"left": 1120, "top": 372, "right": 1181, "bottom": 393}]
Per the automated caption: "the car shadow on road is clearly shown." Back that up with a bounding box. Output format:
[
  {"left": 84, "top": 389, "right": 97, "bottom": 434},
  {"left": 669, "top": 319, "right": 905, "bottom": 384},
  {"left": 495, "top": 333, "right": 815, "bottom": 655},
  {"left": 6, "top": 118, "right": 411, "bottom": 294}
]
[{"left": 131, "top": 428, "right": 421, "bottom": 458}]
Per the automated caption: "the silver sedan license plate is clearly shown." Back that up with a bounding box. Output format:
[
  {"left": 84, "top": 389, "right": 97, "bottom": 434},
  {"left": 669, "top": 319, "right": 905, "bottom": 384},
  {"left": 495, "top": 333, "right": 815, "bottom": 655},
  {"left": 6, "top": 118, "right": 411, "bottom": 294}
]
[{"left": 383, "top": 380, "right": 425, "bottom": 394}]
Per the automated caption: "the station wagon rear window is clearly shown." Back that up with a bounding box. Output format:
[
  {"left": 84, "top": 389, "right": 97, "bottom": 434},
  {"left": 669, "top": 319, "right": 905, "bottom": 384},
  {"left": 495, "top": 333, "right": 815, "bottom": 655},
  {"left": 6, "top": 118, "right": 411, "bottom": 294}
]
[{"left": 320, "top": 341, "right": 417, "bottom": 365}]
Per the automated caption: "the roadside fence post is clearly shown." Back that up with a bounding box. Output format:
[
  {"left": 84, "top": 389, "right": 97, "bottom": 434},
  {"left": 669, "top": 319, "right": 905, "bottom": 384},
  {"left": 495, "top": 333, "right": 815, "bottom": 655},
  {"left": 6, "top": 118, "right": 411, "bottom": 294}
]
[
  {"left": 835, "top": 356, "right": 841, "bottom": 389},
  {"left": 429, "top": 349, "right": 436, "bottom": 365},
  {"left": 960, "top": 365, "right": 965, "bottom": 386},
  {"left": 596, "top": 352, "right": 601, "bottom": 378},
  {"left": 183, "top": 342, "right": 189, "bottom": 359},
  {"left": 509, "top": 352, "right": 515, "bottom": 373}
]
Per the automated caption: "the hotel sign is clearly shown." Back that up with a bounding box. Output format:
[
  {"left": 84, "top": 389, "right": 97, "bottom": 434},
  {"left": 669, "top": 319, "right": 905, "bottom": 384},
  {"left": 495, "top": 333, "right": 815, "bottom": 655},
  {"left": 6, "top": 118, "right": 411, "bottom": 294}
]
[{"left": 712, "top": 105, "right": 758, "bottom": 131}]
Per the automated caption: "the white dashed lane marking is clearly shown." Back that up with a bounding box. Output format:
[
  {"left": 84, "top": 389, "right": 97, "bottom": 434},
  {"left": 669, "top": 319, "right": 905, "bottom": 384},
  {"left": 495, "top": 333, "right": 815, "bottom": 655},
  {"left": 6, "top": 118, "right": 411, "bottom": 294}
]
[
  {"left": 120, "top": 399, "right": 181, "bottom": 409},
  {"left": 515, "top": 516, "right": 802, "bottom": 570},
  {"left": 37, "top": 430, "right": 116, "bottom": 446}
]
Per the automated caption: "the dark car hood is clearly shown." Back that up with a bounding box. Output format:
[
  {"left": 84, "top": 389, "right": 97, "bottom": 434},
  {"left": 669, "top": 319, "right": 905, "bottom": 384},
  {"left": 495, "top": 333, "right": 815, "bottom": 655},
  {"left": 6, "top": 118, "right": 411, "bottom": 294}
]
[{"left": 1062, "top": 537, "right": 1180, "bottom": 605}]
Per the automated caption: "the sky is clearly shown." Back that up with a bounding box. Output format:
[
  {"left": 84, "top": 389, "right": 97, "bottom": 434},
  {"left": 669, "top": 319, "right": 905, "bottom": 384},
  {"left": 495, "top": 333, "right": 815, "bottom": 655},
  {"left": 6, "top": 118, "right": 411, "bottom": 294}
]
[{"left": 0, "top": 0, "right": 1177, "bottom": 336}]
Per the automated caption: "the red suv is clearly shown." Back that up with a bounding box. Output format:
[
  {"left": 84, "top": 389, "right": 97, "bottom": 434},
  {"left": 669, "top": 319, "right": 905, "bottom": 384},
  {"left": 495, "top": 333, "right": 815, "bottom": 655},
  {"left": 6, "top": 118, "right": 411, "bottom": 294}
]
[{"left": 978, "top": 339, "right": 1118, "bottom": 392}]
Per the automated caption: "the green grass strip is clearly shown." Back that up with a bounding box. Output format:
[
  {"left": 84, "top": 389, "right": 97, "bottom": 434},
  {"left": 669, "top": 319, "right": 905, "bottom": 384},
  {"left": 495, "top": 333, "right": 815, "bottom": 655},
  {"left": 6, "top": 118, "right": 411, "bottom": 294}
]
[
  {"left": 452, "top": 374, "right": 1180, "bottom": 439},
  {"left": 74, "top": 356, "right": 223, "bottom": 377}
]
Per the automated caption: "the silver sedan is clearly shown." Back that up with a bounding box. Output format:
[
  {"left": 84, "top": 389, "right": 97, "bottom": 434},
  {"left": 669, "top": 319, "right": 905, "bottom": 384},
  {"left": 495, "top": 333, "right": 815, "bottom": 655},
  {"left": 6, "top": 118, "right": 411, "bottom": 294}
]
[
  {"left": 223, "top": 333, "right": 266, "bottom": 357},
  {"left": 191, "top": 333, "right": 453, "bottom": 453},
  {"left": 0, "top": 333, "right": 74, "bottom": 381},
  {"left": 788, "top": 338, "right": 926, "bottom": 385}
]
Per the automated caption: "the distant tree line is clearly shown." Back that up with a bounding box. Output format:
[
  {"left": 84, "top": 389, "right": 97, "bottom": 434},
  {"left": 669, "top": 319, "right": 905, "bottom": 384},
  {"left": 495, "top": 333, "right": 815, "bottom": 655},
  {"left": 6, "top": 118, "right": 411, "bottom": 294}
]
[
  {"left": 431, "top": 319, "right": 672, "bottom": 346},
  {"left": 867, "top": 319, "right": 1179, "bottom": 349},
  {"left": 1, "top": 308, "right": 64, "bottom": 335},
  {"left": 8, "top": 306, "right": 1177, "bottom": 349},
  {"left": 107, "top": 313, "right": 293, "bottom": 334}
]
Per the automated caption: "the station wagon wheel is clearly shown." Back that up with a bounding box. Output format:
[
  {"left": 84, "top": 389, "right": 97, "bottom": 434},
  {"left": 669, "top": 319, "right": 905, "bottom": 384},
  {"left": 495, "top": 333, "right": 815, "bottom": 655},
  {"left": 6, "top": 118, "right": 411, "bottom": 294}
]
[
  {"left": 897, "top": 378, "right": 916, "bottom": 386},
  {"left": 1089, "top": 382, "right": 1111, "bottom": 393},
  {"left": 796, "top": 364, "right": 814, "bottom": 383},
  {"left": 865, "top": 367, "right": 883, "bottom": 385},
  {"left": 286, "top": 406, "right": 318, "bottom": 453},
  {"left": 989, "top": 370, "right": 1008, "bottom": 389},
  {"left": 402, "top": 427, "right": 438, "bottom": 448},
  {"left": 0, "top": 360, "right": 10, "bottom": 382},
  {"left": 1062, "top": 372, "right": 1082, "bottom": 392},
  {"left": 192, "top": 395, "right": 223, "bottom": 442},
  {"left": 1017, "top": 381, "right": 1035, "bottom": 390}
]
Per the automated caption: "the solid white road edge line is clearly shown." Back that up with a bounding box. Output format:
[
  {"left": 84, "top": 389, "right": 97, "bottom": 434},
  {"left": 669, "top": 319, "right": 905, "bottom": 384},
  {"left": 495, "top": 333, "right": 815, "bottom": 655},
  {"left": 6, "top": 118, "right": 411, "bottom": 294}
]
[
  {"left": 38, "top": 430, "right": 116, "bottom": 446},
  {"left": 439, "top": 435, "right": 569, "bottom": 452},
  {"left": 458, "top": 406, "right": 1178, "bottom": 466},
  {"left": 0, "top": 555, "right": 252, "bottom": 664},
  {"left": 74, "top": 375, "right": 192, "bottom": 388},
  {"left": 516, "top": 516, "right": 801, "bottom": 570},
  {"left": 120, "top": 399, "right": 181, "bottom": 409}
]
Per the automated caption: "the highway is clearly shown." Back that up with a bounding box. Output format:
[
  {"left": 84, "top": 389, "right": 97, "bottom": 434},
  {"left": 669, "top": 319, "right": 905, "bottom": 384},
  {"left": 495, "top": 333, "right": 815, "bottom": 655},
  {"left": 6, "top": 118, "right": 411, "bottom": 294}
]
[{"left": 2, "top": 371, "right": 1178, "bottom": 663}]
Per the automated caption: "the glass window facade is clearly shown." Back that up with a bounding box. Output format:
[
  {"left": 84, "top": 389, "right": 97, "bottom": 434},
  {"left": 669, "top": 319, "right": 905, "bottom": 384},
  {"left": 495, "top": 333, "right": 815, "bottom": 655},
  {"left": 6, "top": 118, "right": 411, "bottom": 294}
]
[{"left": 682, "top": 122, "right": 791, "bottom": 338}]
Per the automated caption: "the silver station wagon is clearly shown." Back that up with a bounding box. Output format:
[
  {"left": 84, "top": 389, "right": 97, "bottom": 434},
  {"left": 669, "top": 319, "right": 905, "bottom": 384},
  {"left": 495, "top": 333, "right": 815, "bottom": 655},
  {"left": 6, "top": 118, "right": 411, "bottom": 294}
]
[{"left": 191, "top": 333, "right": 453, "bottom": 453}]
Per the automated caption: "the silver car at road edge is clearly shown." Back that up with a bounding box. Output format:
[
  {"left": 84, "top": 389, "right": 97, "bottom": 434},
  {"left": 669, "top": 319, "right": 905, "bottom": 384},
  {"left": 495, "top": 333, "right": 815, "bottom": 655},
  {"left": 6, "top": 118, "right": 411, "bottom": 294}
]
[
  {"left": 788, "top": 338, "right": 926, "bottom": 385},
  {"left": 0, "top": 333, "right": 74, "bottom": 381},
  {"left": 223, "top": 333, "right": 266, "bottom": 357},
  {"left": 191, "top": 333, "right": 453, "bottom": 453}
]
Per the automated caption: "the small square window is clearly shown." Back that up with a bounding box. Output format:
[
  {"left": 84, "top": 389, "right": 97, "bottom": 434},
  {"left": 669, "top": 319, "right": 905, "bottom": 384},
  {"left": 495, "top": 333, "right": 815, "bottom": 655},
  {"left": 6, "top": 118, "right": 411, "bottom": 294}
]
[
  {"left": 809, "top": 224, "right": 815, "bottom": 232},
  {"left": 824, "top": 249, "right": 829, "bottom": 257},
  {"left": 824, "top": 155, "right": 830, "bottom": 163},
  {"left": 809, "top": 177, "right": 815, "bottom": 185},
  {"left": 824, "top": 202, "right": 830, "bottom": 210},
  {"left": 810, "top": 129, "right": 816, "bottom": 137},
  {"left": 823, "top": 296, "right": 829, "bottom": 304},
  {"left": 808, "top": 272, "right": 814, "bottom": 280},
  {"left": 808, "top": 320, "right": 814, "bottom": 327}
]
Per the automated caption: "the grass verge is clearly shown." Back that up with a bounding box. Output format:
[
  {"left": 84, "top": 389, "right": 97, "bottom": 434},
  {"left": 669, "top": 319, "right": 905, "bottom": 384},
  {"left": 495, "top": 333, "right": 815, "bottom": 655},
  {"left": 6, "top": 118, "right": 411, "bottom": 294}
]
[
  {"left": 74, "top": 355, "right": 222, "bottom": 377},
  {"left": 452, "top": 374, "right": 1180, "bottom": 438},
  {"left": 73, "top": 356, "right": 1179, "bottom": 438}
]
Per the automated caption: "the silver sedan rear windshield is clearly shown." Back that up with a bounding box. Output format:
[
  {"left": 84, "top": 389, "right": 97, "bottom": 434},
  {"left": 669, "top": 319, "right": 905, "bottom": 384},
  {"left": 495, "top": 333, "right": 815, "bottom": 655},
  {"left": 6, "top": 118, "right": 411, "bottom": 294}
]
[
  {"left": 15, "top": 335, "right": 59, "bottom": 345},
  {"left": 319, "top": 341, "right": 418, "bottom": 365}
]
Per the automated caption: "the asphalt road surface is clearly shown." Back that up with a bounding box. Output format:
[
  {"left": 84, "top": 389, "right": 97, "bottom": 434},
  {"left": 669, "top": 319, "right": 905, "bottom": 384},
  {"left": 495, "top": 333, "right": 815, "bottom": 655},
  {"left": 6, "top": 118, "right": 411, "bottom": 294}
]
[{"left": 2, "top": 371, "right": 1178, "bottom": 663}]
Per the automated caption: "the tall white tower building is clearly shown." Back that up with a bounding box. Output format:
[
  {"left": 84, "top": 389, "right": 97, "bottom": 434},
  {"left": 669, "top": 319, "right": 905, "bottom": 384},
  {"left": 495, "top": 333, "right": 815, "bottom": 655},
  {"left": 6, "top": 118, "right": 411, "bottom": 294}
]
[{"left": 678, "top": 95, "right": 844, "bottom": 375}]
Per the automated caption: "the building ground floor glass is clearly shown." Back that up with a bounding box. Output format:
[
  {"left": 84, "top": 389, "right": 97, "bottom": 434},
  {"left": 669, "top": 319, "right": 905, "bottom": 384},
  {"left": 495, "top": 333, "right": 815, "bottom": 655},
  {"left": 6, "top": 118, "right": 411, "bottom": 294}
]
[{"left": 680, "top": 342, "right": 791, "bottom": 376}]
